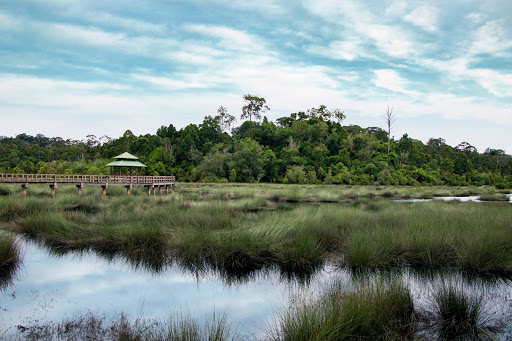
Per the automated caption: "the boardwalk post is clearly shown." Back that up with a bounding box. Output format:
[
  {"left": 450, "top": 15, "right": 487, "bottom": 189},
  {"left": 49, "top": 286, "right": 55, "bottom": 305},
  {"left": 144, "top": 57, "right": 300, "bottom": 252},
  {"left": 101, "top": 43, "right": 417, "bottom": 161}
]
[
  {"left": 1, "top": 173, "right": 175, "bottom": 197},
  {"left": 50, "top": 183, "right": 57, "bottom": 197},
  {"left": 21, "top": 184, "right": 27, "bottom": 196}
]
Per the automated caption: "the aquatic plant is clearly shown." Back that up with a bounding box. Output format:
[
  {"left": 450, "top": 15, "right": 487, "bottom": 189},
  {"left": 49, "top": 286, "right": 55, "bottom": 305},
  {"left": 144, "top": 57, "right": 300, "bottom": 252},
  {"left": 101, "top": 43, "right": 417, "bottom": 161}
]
[
  {"left": 17, "top": 311, "right": 238, "bottom": 341},
  {"left": 0, "top": 233, "right": 22, "bottom": 289},
  {"left": 269, "top": 279, "right": 416, "bottom": 341},
  {"left": 428, "top": 282, "right": 501, "bottom": 340}
]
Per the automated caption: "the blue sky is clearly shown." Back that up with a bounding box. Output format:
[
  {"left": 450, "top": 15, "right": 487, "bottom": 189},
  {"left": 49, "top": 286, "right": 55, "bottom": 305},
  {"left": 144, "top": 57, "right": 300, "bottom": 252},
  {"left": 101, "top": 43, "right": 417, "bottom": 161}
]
[{"left": 1, "top": 0, "right": 511, "bottom": 153}]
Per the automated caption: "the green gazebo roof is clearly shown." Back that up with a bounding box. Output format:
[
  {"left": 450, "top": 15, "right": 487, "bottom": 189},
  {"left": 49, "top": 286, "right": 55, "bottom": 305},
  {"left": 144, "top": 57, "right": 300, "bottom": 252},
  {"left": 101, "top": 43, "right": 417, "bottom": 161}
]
[
  {"left": 114, "top": 152, "right": 140, "bottom": 160},
  {"left": 106, "top": 152, "right": 147, "bottom": 168}
]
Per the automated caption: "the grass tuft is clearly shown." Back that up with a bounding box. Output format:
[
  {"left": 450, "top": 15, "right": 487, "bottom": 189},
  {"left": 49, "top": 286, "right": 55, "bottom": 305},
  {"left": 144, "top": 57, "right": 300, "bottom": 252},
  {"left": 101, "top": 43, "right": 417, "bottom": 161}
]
[
  {"left": 428, "top": 281, "right": 501, "bottom": 340},
  {"left": 269, "top": 279, "right": 416, "bottom": 341},
  {"left": 0, "top": 233, "right": 22, "bottom": 289}
]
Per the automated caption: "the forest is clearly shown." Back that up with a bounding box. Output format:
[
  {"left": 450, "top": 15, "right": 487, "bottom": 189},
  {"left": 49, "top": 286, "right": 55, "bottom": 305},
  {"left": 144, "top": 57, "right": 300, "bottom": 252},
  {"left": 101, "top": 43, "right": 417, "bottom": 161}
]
[{"left": 1, "top": 99, "right": 511, "bottom": 188}]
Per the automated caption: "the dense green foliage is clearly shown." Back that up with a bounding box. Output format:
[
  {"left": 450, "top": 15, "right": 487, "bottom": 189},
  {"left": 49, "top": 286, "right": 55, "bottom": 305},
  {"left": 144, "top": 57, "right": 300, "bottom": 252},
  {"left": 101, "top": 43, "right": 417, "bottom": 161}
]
[{"left": 2, "top": 107, "right": 511, "bottom": 186}]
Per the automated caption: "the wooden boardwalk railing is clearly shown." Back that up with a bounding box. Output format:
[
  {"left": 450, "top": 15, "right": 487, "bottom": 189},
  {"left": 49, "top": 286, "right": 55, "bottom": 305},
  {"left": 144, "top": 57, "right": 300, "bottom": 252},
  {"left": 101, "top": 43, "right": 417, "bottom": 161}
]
[
  {"left": 0, "top": 173, "right": 175, "bottom": 197},
  {"left": 0, "top": 173, "right": 175, "bottom": 185}
]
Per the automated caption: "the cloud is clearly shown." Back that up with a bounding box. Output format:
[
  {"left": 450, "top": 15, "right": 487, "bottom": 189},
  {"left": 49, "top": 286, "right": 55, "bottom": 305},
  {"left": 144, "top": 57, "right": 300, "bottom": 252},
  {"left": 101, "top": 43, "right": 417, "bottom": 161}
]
[
  {"left": 0, "top": 10, "right": 21, "bottom": 30},
  {"left": 373, "top": 69, "right": 419, "bottom": 95},
  {"left": 79, "top": 11, "right": 167, "bottom": 34},
  {"left": 185, "top": 24, "right": 267, "bottom": 53},
  {"left": 471, "top": 20, "right": 512, "bottom": 56},
  {"left": 470, "top": 69, "right": 512, "bottom": 97},
  {"left": 307, "top": 38, "right": 364, "bottom": 61},
  {"left": 302, "top": 1, "right": 421, "bottom": 60},
  {"left": 404, "top": 5, "right": 439, "bottom": 32}
]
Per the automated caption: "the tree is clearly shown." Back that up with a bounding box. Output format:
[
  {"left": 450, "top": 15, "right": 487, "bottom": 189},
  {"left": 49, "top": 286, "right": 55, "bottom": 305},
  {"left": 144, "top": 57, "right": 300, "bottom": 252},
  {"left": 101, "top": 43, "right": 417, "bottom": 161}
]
[
  {"left": 385, "top": 106, "right": 396, "bottom": 155},
  {"left": 215, "top": 106, "right": 236, "bottom": 135},
  {"left": 332, "top": 108, "right": 346, "bottom": 125},
  {"left": 241, "top": 94, "right": 269, "bottom": 122}
]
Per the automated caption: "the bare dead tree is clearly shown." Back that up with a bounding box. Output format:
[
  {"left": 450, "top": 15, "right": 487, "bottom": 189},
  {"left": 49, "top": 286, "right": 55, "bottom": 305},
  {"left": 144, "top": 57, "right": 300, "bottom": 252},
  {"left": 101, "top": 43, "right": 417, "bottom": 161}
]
[{"left": 385, "top": 106, "right": 396, "bottom": 155}]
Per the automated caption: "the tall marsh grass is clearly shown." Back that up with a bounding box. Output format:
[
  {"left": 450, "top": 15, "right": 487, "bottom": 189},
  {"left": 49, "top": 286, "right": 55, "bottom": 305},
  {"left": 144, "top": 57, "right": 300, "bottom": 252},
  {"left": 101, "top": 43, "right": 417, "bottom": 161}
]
[
  {"left": 1, "top": 189, "right": 511, "bottom": 276},
  {"left": 425, "top": 281, "right": 501, "bottom": 340},
  {"left": 0, "top": 233, "right": 22, "bottom": 289},
  {"left": 269, "top": 279, "right": 416, "bottom": 340}
]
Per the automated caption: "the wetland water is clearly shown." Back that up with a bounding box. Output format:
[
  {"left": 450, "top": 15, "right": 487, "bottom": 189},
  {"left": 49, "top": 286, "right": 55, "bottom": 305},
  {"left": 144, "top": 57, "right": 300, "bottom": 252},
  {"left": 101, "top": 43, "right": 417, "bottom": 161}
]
[{"left": 2, "top": 238, "right": 512, "bottom": 339}]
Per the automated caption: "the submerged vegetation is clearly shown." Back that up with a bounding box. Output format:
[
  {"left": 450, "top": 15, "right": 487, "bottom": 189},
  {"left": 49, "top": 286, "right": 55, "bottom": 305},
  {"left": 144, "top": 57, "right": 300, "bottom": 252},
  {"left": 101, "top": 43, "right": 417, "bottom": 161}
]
[{"left": 18, "top": 311, "right": 238, "bottom": 341}]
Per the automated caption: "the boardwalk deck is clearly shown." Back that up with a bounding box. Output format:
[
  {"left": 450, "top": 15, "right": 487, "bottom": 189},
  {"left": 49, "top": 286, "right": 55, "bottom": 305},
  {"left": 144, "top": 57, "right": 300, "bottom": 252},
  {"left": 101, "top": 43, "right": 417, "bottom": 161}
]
[{"left": 0, "top": 173, "right": 175, "bottom": 196}]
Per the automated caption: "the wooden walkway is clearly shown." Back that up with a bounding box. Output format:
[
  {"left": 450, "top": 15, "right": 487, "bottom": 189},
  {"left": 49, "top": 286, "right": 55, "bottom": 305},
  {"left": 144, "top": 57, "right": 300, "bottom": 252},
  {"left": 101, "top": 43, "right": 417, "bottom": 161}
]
[{"left": 0, "top": 173, "right": 175, "bottom": 196}]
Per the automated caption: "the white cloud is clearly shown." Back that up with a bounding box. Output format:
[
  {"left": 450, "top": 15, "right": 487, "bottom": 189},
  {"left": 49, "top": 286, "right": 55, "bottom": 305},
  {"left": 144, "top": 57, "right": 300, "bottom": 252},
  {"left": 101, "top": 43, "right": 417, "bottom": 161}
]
[
  {"left": 307, "top": 38, "right": 364, "bottom": 61},
  {"left": 79, "top": 11, "right": 167, "bottom": 34},
  {"left": 466, "top": 12, "right": 484, "bottom": 24},
  {"left": 385, "top": 0, "right": 408, "bottom": 16},
  {"left": 207, "top": 0, "right": 284, "bottom": 15},
  {"left": 404, "top": 5, "right": 439, "bottom": 32},
  {"left": 185, "top": 25, "right": 266, "bottom": 53},
  {"left": 373, "top": 69, "right": 418, "bottom": 95},
  {"left": 0, "top": 11, "right": 21, "bottom": 30},
  {"left": 470, "top": 69, "right": 512, "bottom": 97},
  {"left": 337, "top": 71, "right": 360, "bottom": 82},
  {"left": 302, "top": 1, "right": 421, "bottom": 60},
  {"left": 471, "top": 20, "right": 512, "bottom": 55}
]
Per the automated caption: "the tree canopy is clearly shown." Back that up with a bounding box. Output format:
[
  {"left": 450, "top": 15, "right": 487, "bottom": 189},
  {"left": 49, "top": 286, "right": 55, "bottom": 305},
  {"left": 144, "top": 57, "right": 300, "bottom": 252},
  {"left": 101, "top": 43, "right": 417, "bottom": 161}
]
[{"left": 2, "top": 102, "right": 511, "bottom": 188}]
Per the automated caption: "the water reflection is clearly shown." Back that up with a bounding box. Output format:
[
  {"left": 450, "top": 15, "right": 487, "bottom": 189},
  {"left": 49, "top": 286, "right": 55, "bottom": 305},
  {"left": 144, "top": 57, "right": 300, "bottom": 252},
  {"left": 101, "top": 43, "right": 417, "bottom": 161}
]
[
  {"left": 1, "top": 238, "right": 512, "bottom": 339},
  {"left": 0, "top": 238, "right": 338, "bottom": 338}
]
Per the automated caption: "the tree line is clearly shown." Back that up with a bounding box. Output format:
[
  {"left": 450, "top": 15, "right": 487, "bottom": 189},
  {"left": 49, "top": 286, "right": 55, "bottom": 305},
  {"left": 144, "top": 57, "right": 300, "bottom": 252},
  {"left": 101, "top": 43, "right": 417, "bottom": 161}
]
[{"left": 1, "top": 95, "right": 511, "bottom": 188}]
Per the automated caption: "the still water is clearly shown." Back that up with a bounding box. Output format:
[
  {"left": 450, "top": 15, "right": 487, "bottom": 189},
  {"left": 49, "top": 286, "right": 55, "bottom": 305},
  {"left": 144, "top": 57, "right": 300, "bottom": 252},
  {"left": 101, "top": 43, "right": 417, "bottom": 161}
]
[{"left": 2, "top": 238, "right": 512, "bottom": 339}]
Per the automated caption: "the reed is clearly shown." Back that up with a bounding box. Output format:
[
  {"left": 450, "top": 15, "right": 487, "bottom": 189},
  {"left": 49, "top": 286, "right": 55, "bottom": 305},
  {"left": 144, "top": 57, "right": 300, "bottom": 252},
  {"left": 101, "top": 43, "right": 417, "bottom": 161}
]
[
  {"left": 17, "top": 311, "right": 238, "bottom": 341},
  {"left": 269, "top": 279, "right": 416, "bottom": 340},
  {"left": 0, "top": 233, "right": 22, "bottom": 289},
  {"left": 428, "top": 281, "right": 500, "bottom": 340},
  {"left": 1, "top": 190, "right": 512, "bottom": 276}
]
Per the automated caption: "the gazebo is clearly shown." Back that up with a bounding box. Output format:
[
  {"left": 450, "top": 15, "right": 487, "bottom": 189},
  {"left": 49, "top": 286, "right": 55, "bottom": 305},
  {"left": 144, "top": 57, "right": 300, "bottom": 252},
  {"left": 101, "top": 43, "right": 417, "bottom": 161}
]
[{"left": 105, "top": 152, "right": 147, "bottom": 175}]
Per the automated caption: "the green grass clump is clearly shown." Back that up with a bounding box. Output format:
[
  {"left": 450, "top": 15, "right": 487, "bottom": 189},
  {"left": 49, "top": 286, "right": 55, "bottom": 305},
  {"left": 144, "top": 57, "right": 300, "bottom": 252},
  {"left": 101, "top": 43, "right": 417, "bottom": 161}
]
[
  {"left": 0, "top": 185, "right": 11, "bottom": 196},
  {"left": 2, "top": 187, "right": 512, "bottom": 277},
  {"left": 478, "top": 194, "right": 510, "bottom": 202},
  {"left": 0, "top": 234, "right": 22, "bottom": 289},
  {"left": 428, "top": 282, "right": 500, "bottom": 340},
  {"left": 270, "top": 279, "right": 415, "bottom": 341}
]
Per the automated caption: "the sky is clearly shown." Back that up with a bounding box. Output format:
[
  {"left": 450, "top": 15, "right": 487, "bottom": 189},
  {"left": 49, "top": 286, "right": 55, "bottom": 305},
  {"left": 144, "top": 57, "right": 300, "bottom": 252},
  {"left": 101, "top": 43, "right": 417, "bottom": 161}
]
[{"left": 0, "top": 0, "right": 511, "bottom": 153}]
